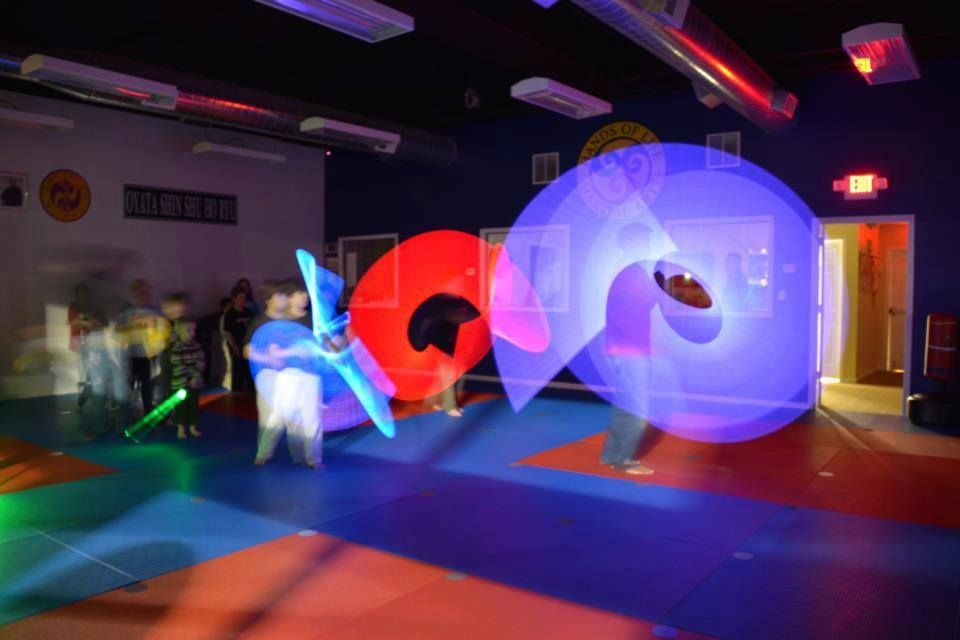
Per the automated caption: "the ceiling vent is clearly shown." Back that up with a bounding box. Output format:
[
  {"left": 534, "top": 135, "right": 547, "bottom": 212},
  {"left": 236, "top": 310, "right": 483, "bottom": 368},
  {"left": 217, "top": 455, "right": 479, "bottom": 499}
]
[
  {"left": 252, "top": 0, "right": 414, "bottom": 43},
  {"left": 20, "top": 54, "right": 178, "bottom": 110},
  {"left": 300, "top": 117, "right": 401, "bottom": 154},
  {"left": 510, "top": 77, "right": 612, "bottom": 119},
  {"left": 0, "top": 106, "right": 74, "bottom": 131},
  {"left": 192, "top": 142, "right": 287, "bottom": 164},
  {"left": 842, "top": 23, "right": 920, "bottom": 85}
]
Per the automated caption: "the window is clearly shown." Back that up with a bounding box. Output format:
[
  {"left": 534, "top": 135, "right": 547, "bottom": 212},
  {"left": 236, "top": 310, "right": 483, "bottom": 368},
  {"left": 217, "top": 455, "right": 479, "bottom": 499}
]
[
  {"left": 532, "top": 152, "right": 559, "bottom": 185},
  {"left": 706, "top": 131, "right": 741, "bottom": 168}
]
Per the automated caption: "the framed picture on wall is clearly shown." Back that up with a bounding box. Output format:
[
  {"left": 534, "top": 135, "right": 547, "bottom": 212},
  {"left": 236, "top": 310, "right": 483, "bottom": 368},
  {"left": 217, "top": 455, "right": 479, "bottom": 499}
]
[
  {"left": 337, "top": 233, "right": 399, "bottom": 308},
  {"left": 480, "top": 225, "right": 571, "bottom": 313},
  {"left": 664, "top": 215, "right": 775, "bottom": 318},
  {"left": 0, "top": 171, "right": 29, "bottom": 211}
]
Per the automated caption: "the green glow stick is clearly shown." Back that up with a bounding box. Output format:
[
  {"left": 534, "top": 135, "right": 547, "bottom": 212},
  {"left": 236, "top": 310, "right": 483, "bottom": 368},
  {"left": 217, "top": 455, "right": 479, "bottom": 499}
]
[{"left": 124, "top": 388, "right": 188, "bottom": 443}]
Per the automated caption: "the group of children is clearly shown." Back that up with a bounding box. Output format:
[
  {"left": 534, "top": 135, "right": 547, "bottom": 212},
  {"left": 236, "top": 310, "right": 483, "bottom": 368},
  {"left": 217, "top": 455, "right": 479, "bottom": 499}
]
[
  {"left": 158, "top": 277, "right": 334, "bottom": 470},
  {"left": 69, "top": 274, "right": 342, "bottom": 470},
  {"left": 65, "top": 270, "right": 486, "bottom": 476}
]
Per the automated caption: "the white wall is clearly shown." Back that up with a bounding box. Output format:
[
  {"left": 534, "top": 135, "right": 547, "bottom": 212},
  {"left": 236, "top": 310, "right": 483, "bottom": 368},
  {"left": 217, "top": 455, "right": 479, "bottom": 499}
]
[{"left": 0, "top": 88, "right": 324, "bottom": 381}]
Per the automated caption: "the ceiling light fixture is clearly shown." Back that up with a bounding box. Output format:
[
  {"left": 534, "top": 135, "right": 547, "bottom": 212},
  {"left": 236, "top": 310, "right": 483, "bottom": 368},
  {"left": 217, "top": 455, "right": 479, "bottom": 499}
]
[
  {"left": 0, "top": 106, "right": 74, "bottom": 131},
  {"left": 20, "top": 54, "right": 179, "bottom": 110},
  {"left": 192, "top": 142, "right": 287, "bottom": 164},
  {"left": 252, "top": 0, "right": 414, "bottom": 43},
  {"left": 510, "top": 77, "right": 612, "bottom": 119}
]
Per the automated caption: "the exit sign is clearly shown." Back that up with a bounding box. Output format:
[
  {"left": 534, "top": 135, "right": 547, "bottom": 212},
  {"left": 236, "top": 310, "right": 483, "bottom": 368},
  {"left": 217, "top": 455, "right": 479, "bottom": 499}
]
[{"left": 833, "top": 173, "right": 888, "bottom": 200}]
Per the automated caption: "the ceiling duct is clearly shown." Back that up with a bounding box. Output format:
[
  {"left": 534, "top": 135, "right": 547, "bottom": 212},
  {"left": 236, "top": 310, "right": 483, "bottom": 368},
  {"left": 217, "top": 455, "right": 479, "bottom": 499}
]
[
  {"left": 0, "top": 50, "right": 455, "bottom": 166},
  {"left": 568, "top": 0, "right": 798, "bottom": 132}
]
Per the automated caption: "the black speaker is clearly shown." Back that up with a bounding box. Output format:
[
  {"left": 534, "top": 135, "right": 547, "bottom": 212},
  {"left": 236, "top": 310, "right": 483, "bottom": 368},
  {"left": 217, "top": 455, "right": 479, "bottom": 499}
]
[{"left": 907, "top": 393, "right": 958, "bottom": 428}]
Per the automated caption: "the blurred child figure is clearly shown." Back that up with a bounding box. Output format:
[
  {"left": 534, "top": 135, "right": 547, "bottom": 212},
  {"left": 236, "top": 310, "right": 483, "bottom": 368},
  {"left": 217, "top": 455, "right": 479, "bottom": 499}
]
[
  {"left": 235, "top": 278, "right": 259, "bottom": 316},
  {"left": 246, "top": 279, "right": 342, "bottom": 470},
  {"left": 68, "top": 284, "right": 113, "bottom": 439},
  {"left": 67, "top": 282, "right": 106, "bottom": 408},
  {"left": 281, "top": 277, "right": 342, "bottom": 469},
  {"left": 213, "top": 296, "right": 231, "bottom": 388},
  {"left": 224, "top": 286, "right": 255, "bottom": 392},
  {"left": 243, "top": 280, "right": 296, "bottom": 464},
  {"left": 116, "top": 278, "right": 167, "bottom": 416},
  {"left": 163, "top": 293, "right": 205, "bottom": 439},
  {"left": 196, "top": 296, "right": 229, "bottom": 388}
]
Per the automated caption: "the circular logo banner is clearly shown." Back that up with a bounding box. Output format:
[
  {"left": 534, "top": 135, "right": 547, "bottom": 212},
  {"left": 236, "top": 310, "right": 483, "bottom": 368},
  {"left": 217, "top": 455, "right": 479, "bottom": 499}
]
[
  {"left": 40, "top": 169, "right": 91, "bottom": 222},
  {"left": 577, "top": 121, "right": 665, "bottom": 218}
]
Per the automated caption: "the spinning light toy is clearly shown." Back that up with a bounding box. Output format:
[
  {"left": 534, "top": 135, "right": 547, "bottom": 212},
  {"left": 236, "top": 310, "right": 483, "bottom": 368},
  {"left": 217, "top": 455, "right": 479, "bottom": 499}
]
[
  {"left": 494, "top": 143, "right": 827, "bottom": 442},
  {"left": 348, "top": 230, "right": 549, "bottom": 401},
  {"left": 250, "top": 250, "right": 396, "bottom": 437}
]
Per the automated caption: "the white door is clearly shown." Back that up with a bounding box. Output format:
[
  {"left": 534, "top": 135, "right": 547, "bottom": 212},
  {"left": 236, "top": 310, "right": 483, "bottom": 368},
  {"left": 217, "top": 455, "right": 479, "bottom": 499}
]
[
  {"left": 886, "top": 248, "right": 908, "bottom": 371},
  {"left": 821, "top": 239, "right": 844, "bottom": 380}
]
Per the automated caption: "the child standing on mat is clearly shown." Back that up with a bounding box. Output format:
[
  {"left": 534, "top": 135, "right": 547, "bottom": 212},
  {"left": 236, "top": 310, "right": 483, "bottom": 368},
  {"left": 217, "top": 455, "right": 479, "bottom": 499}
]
[
  {"left": 163, "top": 293, "right": 206, "bottom": 439},
  {"left": 244, "top": 280, "right": 297, "bottom": 466},
  {"left": 282, "top": 277, "right": 334, "bottom": 469},
  {"left": 601, "top": 223, "right": 658, "bottom": 476}
]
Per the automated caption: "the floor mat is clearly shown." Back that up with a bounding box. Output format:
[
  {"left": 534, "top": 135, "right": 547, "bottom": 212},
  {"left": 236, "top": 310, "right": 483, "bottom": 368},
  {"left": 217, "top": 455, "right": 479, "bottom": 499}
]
[
  {"left": 316, "top": 477, "right": 732, "bottom": 621},
  {"left": 0, "top": 437, "right": 113, "bottom": 495},
  {"left": 521, "top": 421, "right": 960, "bottom": 528},
  {"left": 0, "top": 532, "right": 715, "bottom": 640},
  {"left": 794, "top": 449, "right": 960, "bottom": 529},
  {"left": 663, "top": 507, "right": 960, "bottom": 640}
]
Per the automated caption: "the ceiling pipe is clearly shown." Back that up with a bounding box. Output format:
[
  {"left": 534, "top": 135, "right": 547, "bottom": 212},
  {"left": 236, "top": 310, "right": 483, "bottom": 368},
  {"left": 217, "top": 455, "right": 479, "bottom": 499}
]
[
  {"left": 0, "top": 50, "right": 456, "bottom": 166},
  {"left": 568, "top": 0, "right": 798, "bottom": 133}
]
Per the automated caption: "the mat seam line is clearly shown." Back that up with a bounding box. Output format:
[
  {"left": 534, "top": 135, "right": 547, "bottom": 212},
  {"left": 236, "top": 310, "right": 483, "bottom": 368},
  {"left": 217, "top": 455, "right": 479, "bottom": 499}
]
[{"left": 30, "top": 527, "right": 139, "bottom": 581}]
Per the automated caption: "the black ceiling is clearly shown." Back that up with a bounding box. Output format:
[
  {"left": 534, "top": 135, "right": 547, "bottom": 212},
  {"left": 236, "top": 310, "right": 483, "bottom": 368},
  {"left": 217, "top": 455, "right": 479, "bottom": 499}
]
[{"left": 0, "top": 0, "right": 955, "bottom": 131}]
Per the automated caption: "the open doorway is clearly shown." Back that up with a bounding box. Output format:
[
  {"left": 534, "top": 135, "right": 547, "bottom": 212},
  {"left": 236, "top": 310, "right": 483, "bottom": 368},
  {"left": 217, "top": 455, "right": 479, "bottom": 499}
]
[{"left": 819, "top": 217, "right": 913, "bottom": 419}]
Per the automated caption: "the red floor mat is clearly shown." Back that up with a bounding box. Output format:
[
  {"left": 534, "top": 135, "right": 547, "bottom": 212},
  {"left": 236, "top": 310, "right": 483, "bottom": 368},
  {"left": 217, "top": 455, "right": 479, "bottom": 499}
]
[
  {"left": 794, "top": 449, "right": 960, "bottom": 529},
  {"left": 0, "top": 437, "right": 113, "bottom": 495},
  {"left": 521, "top": 422, "right": 960, "bottom": 528},
  {"left": 0, "top": 532, "right": 715, "bottom": 640}
]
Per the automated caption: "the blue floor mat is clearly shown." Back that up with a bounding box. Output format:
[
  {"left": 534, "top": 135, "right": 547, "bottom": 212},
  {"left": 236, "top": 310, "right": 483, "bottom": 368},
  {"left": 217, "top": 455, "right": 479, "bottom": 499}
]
[
  {"left": 425, "top": 467, "right": 780, "bottom": 550},
  {"left": 47, "top": 489, "right": 301, "bottom": 581},
  {"left": 0, "top": 533, "right": 137, "bottom": 625},
  {"left": 0, "top": 394, "right": 784, "bottom": 626},
  {"left": 329, "top": 397, "right": 609, "bottom": 477},
  {"left": 0, "top": 473, "right": 174, "bottom": 538},
  {"left": 662, "top": 507, "right": 960, "bottom": 640},
  {"left": 7, "top": 393, "right": 960, "bottom": 636},
  {"left": 317, "top": 473, "right": 732, "bottom": 620},
  {"left": 188, "top": 455, "right": 449, "bottom": 531}
]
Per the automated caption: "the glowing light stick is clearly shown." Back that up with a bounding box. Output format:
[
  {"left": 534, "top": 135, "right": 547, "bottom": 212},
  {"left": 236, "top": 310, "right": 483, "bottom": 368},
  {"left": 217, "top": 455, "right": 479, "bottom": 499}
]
[{"left": 124, "top": 389, "right": 188, "bottom": 443}]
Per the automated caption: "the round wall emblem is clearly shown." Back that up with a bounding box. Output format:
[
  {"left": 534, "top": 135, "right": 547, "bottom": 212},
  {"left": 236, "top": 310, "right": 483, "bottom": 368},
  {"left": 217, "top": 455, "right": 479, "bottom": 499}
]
[
  {"left": 40, "top": 169, "right": 91, "bottom": 222},
  {"left": 577, "top": 121, "right": 666, "bottom": 218}
]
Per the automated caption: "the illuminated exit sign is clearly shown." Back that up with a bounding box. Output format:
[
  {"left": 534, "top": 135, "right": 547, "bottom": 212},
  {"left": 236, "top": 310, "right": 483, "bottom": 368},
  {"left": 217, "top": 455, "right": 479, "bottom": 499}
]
[
  {"left": 852, "top": 57, "right": 873, "bottom": 74},
  {"left": 833, "top": 173, "right": 888, "bottom": 200}
]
